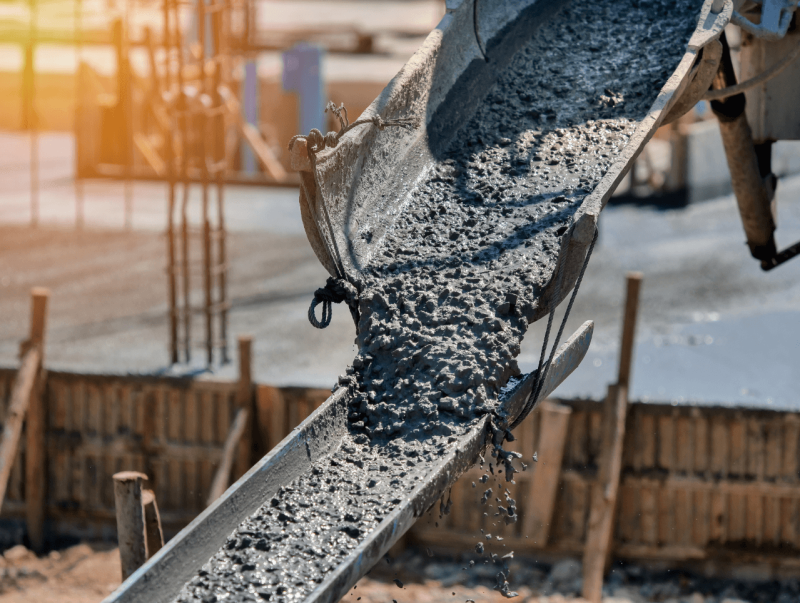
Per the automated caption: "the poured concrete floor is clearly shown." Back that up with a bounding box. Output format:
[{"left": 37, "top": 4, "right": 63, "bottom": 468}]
[{"left": 1, "top": 134, "right": 799, "bottom": 406}]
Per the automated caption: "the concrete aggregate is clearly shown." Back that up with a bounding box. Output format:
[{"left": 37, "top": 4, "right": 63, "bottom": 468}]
[{"left": 173, "top": 1, "right": 701, "bottom": 602}]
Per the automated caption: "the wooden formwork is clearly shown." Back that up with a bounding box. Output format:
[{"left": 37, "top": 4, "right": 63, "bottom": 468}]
[
  {"left": 2, "top": 367, "right": 800, "bottom": 571},
  {"left": 410, "top": 399, "right": 800, "bottom": 571},
  {"left": 0, "top": 369, "right": 248, "bottom": 538}
]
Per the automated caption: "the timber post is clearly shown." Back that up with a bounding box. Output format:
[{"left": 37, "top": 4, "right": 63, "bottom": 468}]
[
  {"left": 523, "top": 401, "right": 572, "bottom": 546},
  {"left": 142, "top": 488, "right": 165, "bottom": 559},
  {"left": 113, "top": 471, "right": 149, "bottom": 580},
  {"left": 583, "top": 272, "right": 642, "bottom": 603},
  {"left": 25, "top": 288, "right": 49, "bottom": 552},
  {"left": 235, "top": 335, "right": 254, "bottom": 474}
]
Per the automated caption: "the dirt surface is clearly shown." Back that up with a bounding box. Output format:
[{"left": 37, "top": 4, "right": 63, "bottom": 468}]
[
  {"left": 0, "top": 543, "right": 121, "bottom": 603},
  {"left": 2, "top": 543, "right": 797, "bottom": 603}
]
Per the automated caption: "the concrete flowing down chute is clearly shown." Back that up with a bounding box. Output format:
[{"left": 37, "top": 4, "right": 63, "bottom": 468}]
[{"left": 104, "top": 1, "right": 731, "bottom": 602}]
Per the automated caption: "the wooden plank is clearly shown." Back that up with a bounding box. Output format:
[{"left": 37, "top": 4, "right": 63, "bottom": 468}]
[
  {"left": 764, "top": 496, "right": 781, "bottom": 545},
  {"left": 675, "top": 415, "right": 693, "bottom": 473},
  {"left": 106, "top": 383, "right": 120, "bottom": 437},
  {"left": 618, "top": 484, "right": 639, "bottom": 543},
  {"left": 465, "top": 474, "right": 482, "bottom": 535},
  {"left": 710, "top": 415, "right": 729, "bottom": 477},
  {"left": 0, "top": 374, "right": 7, "bottom": 424},
  {"left": 692, "top": 490, "right": 709, "bottom": 546},
  {"left": 582, "top": 383, "right": 629, "bottom": 603},
  {"left": 588, "top": 410, "right": 603, "bottom": 465},
  {"left": 729, "top": 417, "right": 746, "bottom": 476},
  {"left": 745, "top": 492, "right": 763, "bottom": 544},
  {"left": 0, "top": 346, "right": 41, "bottom": 508},
  {"left": 184, "top": 391, "right": 199, "bottom": 445},
  {"left": 200, "top": 390, "right": 215, "bottom": 445},
  {"left": 639, "top": 413, "right": 656, "bottom": 470},
  {"left": 87, "top": 383, "right": 103, "bottom": 435},
  {"left": 168, "top": 389, "right": 182, "bottom": 442},
  {"left": 784, "top": 415, "right": 800, "bottom": 482},
  {"left": 448, "top": 480, "right": 466, "bottom": 531},
  {"left": 616, "top": 272, "right": 642, "bottom": 389},
  {"left": 142, "top": 488, "right": 165, "bottom": 559},
  {"left": 113, "top": 471, "right": 148, "bottom": 580},
  {"left": 747, "top": 418, "right": 765, "bottom": 479},
  {"left": 72, "top": 379, "right": 87, "bottom": 435},
  {"left": 519, "top": 406, "right": 535, "bottom": 460},
  {"left": 728, "top": 492, "right": 746, "bottom": 541},
  {"left": 238, "top": 121, "right": 288, "bottom": 182},
  {"left": 217, "top": 393, "right": 232, "bottom": 445},
  {"left": 694, "top": 412, "right": 708, "bottom": 474},
  {"left": 207, "top": 407, "right": 249, "bottom": 506},
  {"left": 168, "top": 458, "right": 183, "bottom": 510},
  {"left": 25, "top": 368, "right": 46, "bottom": 551},
  {"left": 640, "top": 486, "right": 658, "bottom": 545},
  {"left": 567, "top": 410, "right": 588, "bottom": 468},
  {"left": 621, "top": 474, "right": 800, "bottom": 498},
  {"left": 235, "top": 336, "right": 255, "bottom": 478},
  {"left": 658, "top": 414, "right": 675, "bottom": 471},
  {"left": 782, "top": 498, "right": 798, "bottom": 545},
  {"left": 658, "top": 487, "right": 675, "bottom": 545},
  {"left": 71, "top": 449, "right": 85, "bottom": 504},
  {"left": 288, "top": 396, "right": 300, "bottom": 431},
  {"left": 258, "top": 385, "right": 287, "bottom": 452},
  {"left": 674, "top": 488, "right": 692, "bottom": 545},
  {"left": 523, "top": 401, "right": 571, "bottom": 547},
  {"left": 185, "top": 459, "right": 200, "bottom": 511},
  {"left": 765, "top": 419, "right": 782, "bottom": 480},
  {"left": 52, "top": 379, "right": 67, "bottom": 431},
  {"left": 710, "top": 490, "right": 727, "bottom": 543},
  {"left": 87, "top": 453, "right": 101, "bottom": 509}
]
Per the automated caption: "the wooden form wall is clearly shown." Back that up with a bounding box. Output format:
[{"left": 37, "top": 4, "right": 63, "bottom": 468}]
[
  {"left": 410, "top": 399, "right": 800, "bottom": 570},
  {"left": 3, "top": 368, "right": 800, "bottom": 570},
  {"left": 0, "top": 369, "right": 249, "bottom": 538}
]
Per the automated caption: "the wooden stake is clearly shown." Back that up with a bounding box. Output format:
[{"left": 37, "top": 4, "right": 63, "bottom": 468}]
[
  {"left": 207, "top": 407, "right": 249, "bottom": 506},
  {"left": 235, "top": 335, "right": 254, "bottom": 476},
  {"left": 617, "top": 272, "right": 643, "bottom": 389},
  {"left": 0, "top": 347, "right": 41, "bottom": 509},
  {"left": 113, "top": 471, "right": 148, "bottom": 580},
  {"left": 25, "top": 288, "right": 48, "bottom": 553},
  {"left": 142, "top": 488, "right": 164, "bottom": 559},
  {"left": 523, "top": 401, "right": 572, "bottom": 546},
  {"left": 29, "top": 288, "right": 49, "bottom": 345},
  {"left": 583, "top": 272, "right": 642, "bottom": 603},
  {"left": 0, "top": 289, "right": 48, "bottom": 515}
]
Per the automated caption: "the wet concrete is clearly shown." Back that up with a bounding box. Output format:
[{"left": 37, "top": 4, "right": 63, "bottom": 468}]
[{"left": 172, "top": 0, "right": 702, "bottom": 601}]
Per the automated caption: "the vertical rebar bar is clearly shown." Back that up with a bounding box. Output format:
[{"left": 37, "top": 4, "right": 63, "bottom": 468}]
[
  {"left": 74, "top": 0, "right": 84, "bottom": 228},
  {"left": 162, "top": 5, "right": 179, "bottom": 364},
  {"left": 213, "top": 2, "right": 229, "bottom": 364},
  {"left": 174, "top": 0, "right": 191, "bottom": 362},
  {"left": 26, "top": 0, "right": 38, "bottom": 227},
  {"left": 198, "top": 0, "right": 214, "bottom": 366}
]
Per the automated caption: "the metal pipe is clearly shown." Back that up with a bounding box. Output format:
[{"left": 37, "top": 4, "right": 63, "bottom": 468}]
[{"left": 710, "top": 32, "right": 777, "bottom": 263}]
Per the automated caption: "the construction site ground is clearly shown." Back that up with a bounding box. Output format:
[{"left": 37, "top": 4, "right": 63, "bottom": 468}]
[
  {"left": 1, "top": 132, "right": 799, "bottom": 408},
  {"left": 0, "top": 541, "right": 797, "bottom": 603}
]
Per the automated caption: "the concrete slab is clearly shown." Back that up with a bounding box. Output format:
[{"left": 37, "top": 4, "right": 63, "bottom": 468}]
[{"left": 1, "top": 136, "right": 799, "bottom": 407}]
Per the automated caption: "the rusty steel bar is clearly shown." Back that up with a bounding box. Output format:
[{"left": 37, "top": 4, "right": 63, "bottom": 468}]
[{"left": 710, "top": 32, "right": 777, "bottom": 264}]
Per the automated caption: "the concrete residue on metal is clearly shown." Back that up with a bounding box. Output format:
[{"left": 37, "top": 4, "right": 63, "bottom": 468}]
[{"left": 172, "top": 1, "right": 702, "bottom": 602}]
